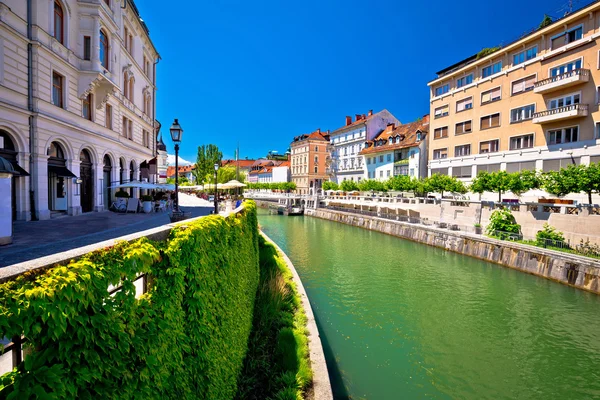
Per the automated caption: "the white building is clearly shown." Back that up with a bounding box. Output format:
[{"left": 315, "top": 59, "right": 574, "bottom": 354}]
[
  {"left": 0, "top": 0, "right": 159, "bottom": 220},
  {"left": 329, "top": 110, "right": 400, "bottom": 183},
  {"left": 360, "top": 116, "right": 430, "bottom": 180},
  {"left": 156, "top": 133, "right": 168, "bottom": 184}
]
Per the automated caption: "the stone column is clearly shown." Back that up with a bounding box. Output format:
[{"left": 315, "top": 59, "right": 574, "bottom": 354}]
[
  {"left": 16, "top": 151, "right": 31, "bottom": 221},
  {"left": 92, "top": 17, "right": 101, "bottom": 72},
  {"left": 0, "top": 172, "right": 13, "bottom": 245},
  {"left": 34, "top": 153, "right": 50, "bottom": 220},
  {"left": 94, "top": 161, "right": 104, "bottom": 212},
  {"left": 69, "top": 159, "right": 81, "bottom": 216}
]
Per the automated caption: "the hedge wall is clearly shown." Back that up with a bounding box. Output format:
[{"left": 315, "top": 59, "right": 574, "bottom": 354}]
[{"left": 0, "top": 202, "right": 259, "bottom": 399}]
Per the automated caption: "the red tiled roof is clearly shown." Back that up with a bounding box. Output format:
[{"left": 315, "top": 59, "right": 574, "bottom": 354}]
[
  {"left": 221, "top": 159, "right": 255, "bottom": 168},
  {"left": 331, "top": 109, "right": 392, "bottom": 134},
  {"left": 166, "top": 165, "right": 195, "bottom": 177},
  {"left": 291, "top": 129, "right": 329, "bottom": 144},
  {"left": 277, "top": 160, "right": 290, "bottom": 167},
  {"left": 359, "top": 115, "right": 430, "bottom": 156}
]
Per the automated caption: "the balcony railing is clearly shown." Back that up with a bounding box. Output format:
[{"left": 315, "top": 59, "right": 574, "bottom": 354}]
[
  {"left": 532, "top": 103, "right": 588, "bottom": 124},
  {"left": 534, "top": 68, "right": 590, "bottom": 94},
  {"left": 394, "top": 159, "right": 409, "bottom": 165}
]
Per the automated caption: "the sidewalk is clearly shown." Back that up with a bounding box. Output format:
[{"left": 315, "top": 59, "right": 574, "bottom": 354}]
[{"left": 0, "top": 193, "right": 213, "bottom": 268}]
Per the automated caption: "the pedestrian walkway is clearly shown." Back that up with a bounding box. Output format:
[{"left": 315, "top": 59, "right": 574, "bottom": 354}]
[{"left": 0, "top": 193, "right": 213, "bottom": 268}]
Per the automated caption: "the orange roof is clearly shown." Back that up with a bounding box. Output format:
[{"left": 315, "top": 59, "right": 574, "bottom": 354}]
[
  {"left": 277, "top": 160, "right": 290, "bottom": 167},
  {"left": 221, "top": 159, "right": 255, "bottom": 168},
  {"left": 166, "top": 164, "right": 195, "bottom": 177},
  {"left": 359, "top": 115, "right": 429, "bottom": 156},
  {"left": 291, "top": 128, "right": 329, "bottom": 144},
  {"left": 331, "top": 109, "right": 391, "bottom": 134}
]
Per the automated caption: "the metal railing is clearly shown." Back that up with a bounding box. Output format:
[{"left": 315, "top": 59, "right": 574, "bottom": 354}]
[
  {"left": 532, "top": 103, "right": 588, "bottom": 119},
  {"left": 534, "top": 68, "right": 589, "bottom": 88}
]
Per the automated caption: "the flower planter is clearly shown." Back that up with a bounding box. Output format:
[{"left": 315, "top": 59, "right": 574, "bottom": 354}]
[
  {"left": 142, "top": 201, "right": 153, "bottom": 213},
  {"left": 474, "top": 227, "right": 482, "bottom": 234}
]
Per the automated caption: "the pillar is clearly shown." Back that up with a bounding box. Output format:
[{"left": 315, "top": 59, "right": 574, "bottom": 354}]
[
  {"left": 34, "top": 153, "right": 50, "bottom": 220},
  {"left": 94, "top": 161, "right": 104, "bottom": 212},
  {"left": 0, "top": 172, "right": 13, "bottom": 245},
  {"left": 68, "top": 159, "right": 81, "bottom": 216}
]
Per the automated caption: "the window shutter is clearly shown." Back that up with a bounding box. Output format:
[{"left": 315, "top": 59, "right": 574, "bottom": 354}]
[
  {"left": 492, "top": 87, "right": 501, "bottom": 100},
  {"left": 491, "top": 114, "right": 500, "bottom": 127},
  {"left": 482, "top": 92, "right": 491, "bottom": 103},
  {"left": 465, "top": 121, "right": 472, "bottom": 131},
  {"left": 456, "top": 123, "right": 464, "bottom": 134},
  {"left": 512, "top": 80, "right": 524, "bottom": 94},
  {"left": 481, "top": 117, "right": 490, "bottom": 129},
  {"left": 524, "top": 75, "right": 536, "bottom": 90}
]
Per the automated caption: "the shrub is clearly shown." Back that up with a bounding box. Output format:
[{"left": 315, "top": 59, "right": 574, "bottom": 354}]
[
  {"left": 536, "top": 223, "right": 567, "bottom": 247},
  {"left": 115, "top": 190, "right": 130, "bottom": 198},
  {"left": 486, "top": 208, "right": 521, "bottom": 239},
  {"left": 576, "top": 239, "right": 600, "bottom": 258},
  {"left": 141, "top": 195, "right": 153, "bottom": 202},
  {"left": 0, "top": 203, "right": 260, "bottom": 399}
]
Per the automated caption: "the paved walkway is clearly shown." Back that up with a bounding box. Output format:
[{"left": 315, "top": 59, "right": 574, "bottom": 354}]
[{"left": 0, "top": 193, "right": 213, "bottom": 268}]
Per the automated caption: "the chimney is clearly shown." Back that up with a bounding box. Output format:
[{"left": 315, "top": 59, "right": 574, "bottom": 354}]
[
  {"left": 345, "top": 116, "right": 352, "bottom": 126},
  {"left": 368, "top": 110, "right": 373, "bottom": 116},
  {"left": 355, "top": 114, "right": 361, "bottom": 121},
  {"left": 317, "top": 128, "right": 321, "bottom": 133},
  {"left": 362, "top": 114, "right": 366, "bottom": 119},
  {"left": 387, "top": 123, "right": 395, "bottom": 131}
]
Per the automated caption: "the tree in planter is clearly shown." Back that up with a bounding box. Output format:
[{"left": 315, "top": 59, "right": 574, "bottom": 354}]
[
  {"left": 358, "top": 179, "right": 386, "bottom": 192},
  {"left": 485, "top": 208, "right": 521, "bottom": 239},
  {"left": 340, "top": 180, "right": 359, "bottom": 192},
  {"left": 426, "top": 174, "right": 467, "bottom": 198},
  {"left": 322, "top": 181, "right": 339, "bottom": 191}
]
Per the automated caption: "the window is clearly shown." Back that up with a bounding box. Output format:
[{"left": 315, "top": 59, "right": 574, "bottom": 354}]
[
  {"left": 513, "top": 46, "right": 538, "bottom": 65},
  {"left": 551, "top": 25, "right": 583, "bottom": 49},
  {"left": 314, "top": 166, "right": 318, "bottom": 173},
  {"left": 480, "top": 139, "right": 499, "bottom": 154},
  {"left": 481, "top": 61, "right": 502, "bottom": 78},
  {"left": 596, "top": 122, "right": 600, "bottom": 139},
  {"left": 506, "top": 161, "right": 536, "bottom": 173},
  {"left": 143, "top": 55, "right": 148, "bottom": 75},
  {"left": 83, "top": 36, "right": 91, "bottom": 60},
  {"left": 142, "top": 130, "right": 149, "bottom": 148},
  {"left": 124, "top": 27, "right": 130, "bottom": 52},
  {"left": 434, "top": 105, "right": 449, "bottom": 118},
  {"left": 431, "top": 167, "right": 449, "bottom": 176},
  {"left": 82, "top": 94, "right": 92, "bottom": 121},
  {"left": 455, "top": 121, "right": 472, "bottom": 135},
  {"left": 387, "top": 154, "right": 391, "bottom": 162},
  {"left": 106, "top": 104, "right": 112, "bottom": 129},
  {"left": 434, "top": 84, "right": 449, "bottom": 97},
  {"left": 367, "top": 157, "right": 371, "bottom": 165},
  {"left": 122, "top": 117, "right": 133, "bottom": 140},
  {"left": 52, "top": 72, "right": 64, "bottom": 108},
  {"left": 100, "top": 30, "right": 109, "bottom": 70},
  {"left": 54, "top": 1, "right": 64, "bottom": 44},
  {"left": 510, "top": 104, "right": 536, "bottom": 122},
  {"left": 510, "top": 134, "right": 534, "bottom": 150},
  {"left": 129, "top": 78, "right": 134, "bottom": 102},
  {"left": 480, "top": 113, "right": 500, "bottom": 130},
  {"left": 511, "top": 75, "right": 536, "bottom": 95},
  {"left": 315, "top": 146, "right": 318, "bottom": 151},
  {"left": 481, "top": 87, "right": 501, "bottom": 104},
  {"left": 434, "top": 126, "right": 448, "bottom": 139},
  {"left": 548, "top": 126, "right": 578, "bottom": 145},
  {"left": 386, "top": 170, "right": 391, "bottom": 177},
  {"left": 456, "top": 74, "right": 473, "bottom": 88},
  {"left": 452, "top": 166, "right": 472, "bottom": 178},
  {"left": 433, "top": 148, "right": 448, "bottom": 160},
  {"left": 477, "top": 163, "right": 501, "bottom": 174},
  {"left": 379, "top": 155, "right": 383, "bottom": 163},
  {"left": 543, "top": 157, "right": 581, "bottom": 172},
  {"left": 455, "top": 144, "right": 471, "bottom": 157},
  {"left": 379, "top": 170, "right": 383, "bottom": 178},
  {"left": 456, "top": 97, "right": 473, "bottom": 112},
  {"left": 549, "top": 93, "right": 580, "bottom": 109},
  {"left": 550, "top": 59, "right": 582, "bottom": 77}
]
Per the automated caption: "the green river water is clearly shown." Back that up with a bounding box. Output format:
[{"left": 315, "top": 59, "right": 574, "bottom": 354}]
[{"left": 257, "top": 209, "right": 600, "bottom": 400}]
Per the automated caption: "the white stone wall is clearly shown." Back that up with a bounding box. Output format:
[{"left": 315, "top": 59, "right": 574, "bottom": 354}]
[
  {"left": 272, "top": 166, "right": 290, "bottom": 183},
  {"left": 0, "top": 0, "right": 159, "bottom": 220}
]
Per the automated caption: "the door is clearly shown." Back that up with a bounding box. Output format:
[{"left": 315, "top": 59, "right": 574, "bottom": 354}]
[
  {"left": 80, "top": 162, "right": 93, "bottom": 212},
  {"left": 53, "top": 175, "right": 67, "bottom": 211},
  {"left": 103, "top": 169, "right": 111, "bottom": 209}
]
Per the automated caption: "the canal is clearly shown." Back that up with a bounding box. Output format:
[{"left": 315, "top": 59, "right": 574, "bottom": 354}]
[{"left": 257, "top": 209, "right": 600, "bottom": 399}]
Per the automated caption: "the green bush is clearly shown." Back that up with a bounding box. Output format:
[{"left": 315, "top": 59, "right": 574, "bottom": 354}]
[
  {"left": 141, "top": 194, "right": 153, "bottom": 202},
  {"left": 322, "top": 181, "right": 339, "bottom": 191},
  {"left": 486, "top": 208, "right": 521, "bottom": 239},
  {"left": 236, "top": 236, "right": 312, "bottom": 400},
  {"left": 0, "top": 202, "right": 260, "bottom": 399},
  {"left": 115, "top": 190, "right": 130, "bottom": 198},
  {"left": 536, "top": 223, "right": 567, "bottom": 247}
]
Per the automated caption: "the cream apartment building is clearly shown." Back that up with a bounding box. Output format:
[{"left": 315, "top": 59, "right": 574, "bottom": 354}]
[
  {"left": 290, "top": 129, "right": 329, "bottom": 194},
  {"left": 428, "top": 3, "right": 600, "bottom": 192},
  {"left": 0, "top": 0, "right": 159, "bottom": 220}
]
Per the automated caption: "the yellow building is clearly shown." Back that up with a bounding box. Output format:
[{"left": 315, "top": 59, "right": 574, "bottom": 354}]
[{"left": 428, "top": 3, "right": 600, "bottom": 183}]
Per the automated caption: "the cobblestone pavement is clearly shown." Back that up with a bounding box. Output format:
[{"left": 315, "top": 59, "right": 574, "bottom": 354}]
[{"left": 0, "top": 193, "right": 213, "bottom": 268}]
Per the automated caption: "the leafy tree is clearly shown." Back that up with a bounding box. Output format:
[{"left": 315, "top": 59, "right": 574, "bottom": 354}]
[
  {"left": 509, "top": 170, "right": 540, "bottom": 198},
  {"left": 538, "top": 14, "right": 552, "bottom": 29},
  {"left": 358, "top": 179, "right": 386, "bottom": 192},
  {"left": 543, "top": 163, "right": 600, "bottom": 204},
  {"left": 470, "top": 170, "right": 513, "bottom": 202},
  {"left": 193, "top": 144, "right": 223, "bottom": 184},
  {"left": 426, "top": 174, "right": 466, "bottom": 198},
  {"left": 322, "top": 181, "right": 339, "bottom": 191},
  {"left": 340, "top": 180, "right": 359, "bottom": 192},
  {"left": 385, "top": 175, "right": 412, "bottom": 192}
]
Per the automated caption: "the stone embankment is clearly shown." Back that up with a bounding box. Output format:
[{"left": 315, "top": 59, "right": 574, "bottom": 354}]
[{"left": 300, "top": 207, "right": 600, "bottom": 294}]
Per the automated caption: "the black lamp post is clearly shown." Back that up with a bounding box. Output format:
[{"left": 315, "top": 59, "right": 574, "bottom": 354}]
[
  {"left": 214, "top": 163, "right": 219, "bottom": 214},
  {"left": 169, "top": 119, "right": 183, "bottom": 212}
]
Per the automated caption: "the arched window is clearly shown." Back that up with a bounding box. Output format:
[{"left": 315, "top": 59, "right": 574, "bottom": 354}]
[
  {"left": 123, "top": 71, "right": 129, "bottom": 99},
  {"left": 100, "top": 29, "right": 109, "bottom": 70},
  {"left": 54, "top": 1, "right": 64, "bottom": 44},
  {"left": 128, "top": 78, "right": 134, "bottom": 102},
  {"left": 48, "top": 142, "right": 65, "bottom": 159}
]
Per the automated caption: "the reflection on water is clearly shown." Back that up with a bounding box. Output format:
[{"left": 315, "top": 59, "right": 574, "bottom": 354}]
[{"left": 258, "top": 209, "right": 600, "bottom": 400}]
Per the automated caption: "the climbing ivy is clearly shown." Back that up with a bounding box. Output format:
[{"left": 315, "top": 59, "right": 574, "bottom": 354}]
[{"left": 0, "top": 202, "right": 260, "bottom": 399}]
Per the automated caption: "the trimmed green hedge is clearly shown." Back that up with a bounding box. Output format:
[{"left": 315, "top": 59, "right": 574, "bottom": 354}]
[{"left": 0, "top": 202, "right": 260, "bottom": 399}]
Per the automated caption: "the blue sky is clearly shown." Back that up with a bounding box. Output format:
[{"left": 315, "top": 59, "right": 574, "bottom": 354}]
[{"left": 136, "top": 0, "right": 580, "bottom": 163}]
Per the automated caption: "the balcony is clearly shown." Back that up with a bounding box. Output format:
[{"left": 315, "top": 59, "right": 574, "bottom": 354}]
[
  {"left": 394, "top": 159, "right": 409, "bottom": 166},
  {"left": 534, "top": 68, "right": 589, "bottom": 94},
  {"left": 532, "top": 104, "right": 588, "bottom": 124}
]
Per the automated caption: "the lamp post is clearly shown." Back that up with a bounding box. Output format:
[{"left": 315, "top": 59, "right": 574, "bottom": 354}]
[
  {"left": 169, "top": 119, "right": 183, "bottom": 212},
  {"left": 214, "top": 163, "right": 219, "bottom": 214}
]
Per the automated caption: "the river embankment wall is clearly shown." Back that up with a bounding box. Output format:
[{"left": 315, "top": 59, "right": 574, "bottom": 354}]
[{"left": 276, "top": 203, "right": 600, "bottom": 294}]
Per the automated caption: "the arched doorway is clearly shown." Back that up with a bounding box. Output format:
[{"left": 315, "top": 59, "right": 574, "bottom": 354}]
[
  {"left": 48, "top": 141, "right": 75, "bottom": 214},
  {"left": 0, "top": 130, "right": 28, "bottom": 220},
  {"left": 80, "top": 149, "right": 93, "bottom": 213},
  {"left": 103, "top": 155, "right": 112, "bottom": 209}
]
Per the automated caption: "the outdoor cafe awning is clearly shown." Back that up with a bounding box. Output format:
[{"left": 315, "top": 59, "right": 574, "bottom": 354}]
[
  {"left": 9, "top": 161, "right": 29, "bottom": 177},
  {"left": 48, "top": 165, "right": 76, "bottom": 178}
]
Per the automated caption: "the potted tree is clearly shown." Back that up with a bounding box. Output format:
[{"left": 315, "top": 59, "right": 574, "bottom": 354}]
[
  {"left": 141, "top": 194, "right": 154, "bottom": 213},
  {"left": 474, "top": 223, "right": 482, "bottom": 234}
]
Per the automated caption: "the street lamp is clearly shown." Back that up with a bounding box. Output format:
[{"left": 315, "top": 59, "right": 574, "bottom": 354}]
[
  {"left": 170, "top": 119, "right": 183, "bottom": 212},
  {"left": 214, "top": 163, "right": 219, "bottom": 214}
]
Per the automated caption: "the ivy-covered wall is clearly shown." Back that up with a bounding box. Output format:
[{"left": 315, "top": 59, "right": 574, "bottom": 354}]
[{"left": 0, "top": 202, "right": 260, "bottom": 399}]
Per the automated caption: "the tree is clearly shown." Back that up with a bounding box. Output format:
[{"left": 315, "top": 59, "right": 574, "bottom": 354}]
[
  {"left": 193, "top": 144, "right": 223, "bottom": 185},
  {"left": 322, "top": 181, "right": 339, "bottom": 191},
  {"left": 538, "top": 14, "right": 552, "bottom": 29},
  {"left": 385, "top": 175, "right": 412, "bottom": 192},
  {"left": 470, "top": 170, "right": 512, "bottom": 202},
  {"left": 510, "top": 170, "right": 540, "bottom": 198},
  {"left": 340, "top": 180, "right": 359, "bottom": 191},
  {"left": 426, "top": 174, "right": 466, "bottom": 198},
  {"left": 544, "top": 163, "right": 600, "bottom": 204},
  {"left": 358, "top": 179, "right": 385, "bottom": 192},
  {"left": 217, "top": 166, "right": 237, "bottom": 183}
]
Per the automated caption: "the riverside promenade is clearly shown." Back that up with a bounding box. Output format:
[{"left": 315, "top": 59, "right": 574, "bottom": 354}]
[{"left": 0, "top": 193, "right": 212, "bottom": 268}]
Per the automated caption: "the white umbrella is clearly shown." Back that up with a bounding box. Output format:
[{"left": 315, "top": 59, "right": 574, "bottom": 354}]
[
  {"left": 221, "top": 180, "right": 246, "bottom": 189},
  {"left": 109, "top": 181, "right": 157, "bottom": 190},
  {"left": 154, "top": 183, "right": 175, "bottom": 191}
]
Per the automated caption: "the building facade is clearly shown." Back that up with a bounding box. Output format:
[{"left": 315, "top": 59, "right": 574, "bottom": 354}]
[
  {"left": 329, "top": 110, "right": 400, "bottom": 183},
  {"left": 290, "top": 129, "right": 329, "bottom": 194},
  {"left": 361, "top": 116, "right": 429, "bottom": 180},
  {"left": 0, "top": 0, "right": 159, "bottom": 220},
  {"left": 428, "top": 3, "right": 600, "bottom": 190}
]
